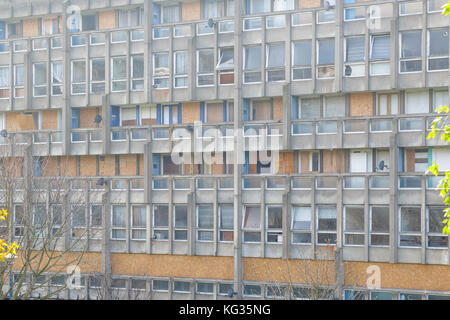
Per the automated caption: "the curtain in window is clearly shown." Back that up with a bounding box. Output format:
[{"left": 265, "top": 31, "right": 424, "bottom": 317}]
[
  {"left": 243, "top": 207, "right": 260, "bottom": 229},
  {"left": 300, "top": 98, "right": 320, "bottom": 119},
  {"left": 203, "top": 0, "right": 224, "bottom": 19},
  {"left": 112, "top": 206, "right": 126, "bottom": 227},
  {"left": 324, "top": 96, "right": 345, "bottom": 118},
  {"left": 52, "top": 63, "right": 63, "bottom": 84},
  {"left": 273, "top": 0, "right": 294, "bottom": 11},
  {"left": 118, "top": 10, "right": 129, "bottom": 28},
  {"left": 0, "top": 67, "right": 8, "bottom": 88},
  {"left": 163, "top": 6, "right": 180, "bottom": 24},
  {"left": 370, "top": 35, "right": 390, "bottom": 60},
  {"left": 154, "top": 54, "right": 169, "bottom": 75},
  {"left": 267, "top": 44, "right": 285, "bottom": 68},
  {"left": 175, "top": 52, "right": 187, "bottom": 74},
  {"left": 132, "top": 207, "right": 146, "bottom": 227},
  {"left": 346, "top": 37, "right": 365, "bottom": 62},
  {"left": 198, "top": 206, "right": 213, "bottom": 229}
]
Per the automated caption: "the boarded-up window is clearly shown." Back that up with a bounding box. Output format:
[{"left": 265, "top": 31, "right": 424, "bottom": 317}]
[
  {"left": 207, "top": 102, "right": 223, "bottom": 123},
  {"left": 252, "top": 100, "right": 272, "bottom": 121}
]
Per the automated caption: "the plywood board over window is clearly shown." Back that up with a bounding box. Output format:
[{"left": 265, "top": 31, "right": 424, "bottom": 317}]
[
  {"left": 80, "top": 156, "right": 97, "bottom": 177},
  {"left": 99, "top": 155, "right": 116, "bottom": 176},
  {"left": 350, "top": 93, "right": 373, "bottom": 117},
  {"left": 41, "top": 110, "right": 59, "bottom": 130},
  {"left": 182, "top": 102, "right": 201, "bottom": 123},
  {"left": 141, "top": 104, "right": 157, "bottom": 125},
  {"left": 252, "top": 100, "right": 272, "bottom": 121},
  {"left": 323, "top": 150, "right": 345, "bottom": 173},
  {"left": 99, "top": 10, "right": 116, "bottom": 30},
  {"left": 273, "top": 97, "right": 283, "bottom": 121},
  {"left": 206, "top": 102, "right": 223, "bottom": 123},
  {"left": 79, "top": 108, "right": 101, "bottom": 128},
  {"left": 299, "top": 0, "right": 321, "bottom": 8},
  {"left": 6, "top": 112, "right": 37, "bottom": 131},
  {"left": 119, "top": 154, "right": 137, "bottom": 176},
  {"left": 182, "top": 1, "right": 201, "bottom": 21},
  {"left": 23, "top": 19, "right": 39, "bottom": 37}
]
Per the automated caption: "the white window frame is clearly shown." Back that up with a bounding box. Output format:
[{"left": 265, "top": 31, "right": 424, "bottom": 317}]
[
  {"left": 343, "top": 206, "right": 365, "bottom": 247},
  {"left": 266, "top": 43, "right": 285, "bottom": 83},
  {"left": 426, "top": 206, "right": 448, "bottom": 249},
  {"left": 111, "top": 56, "right": 127, "bottom": 92},
  {"left": 0, "top": 66, "right": 9, "bottom": 99},
  {"left": 398, "top": 206, "right": 422, "bottom": 248},
  {"left": 316, "top": 206, "right": 337, "bottom": 245},
  {"left": 130, "top": 205, "right": 147, "bottom": 241},
  {"left": 427, "top": 28, "right": 449, "bottom": 72},
  {"left": 243, "top": 45, "right": 262, "bottom": 84},
  {"left": 369, "top": 206, "right": 390, "bottom": 247},
  {"left": 316, "top": 38, "right": 335, "bottom": 79},
  {"left": 174, "top": 51, "right": 188, "bottom": 89},
  {"left": 242, "top": 206, "right": 261, "bottom": 243},
  {"left": 369, "top": 34, "right": 391, "bottom": 76},
  {"left": 111, "top": 205, "right": 127, "bottom": 240},
  {"left": 13, "top": 64, "right": 24, "bottom": 98},
  {"left": 90, "top": 58, "right": 105, "bottom": 94},
  {"left": 152, "top": 52, "right": 169, "bottom": 90},
  {"left": 219, "top": 205, "right": 233, "bottom": 243},
  {"left": 71, "top": 60, "right": 86, "bottom": 95},
  {"left": 292, "top": 41, "right": 312, "bottom": 81},
  {"left": 399, "top": 1, "right": 423, "bottom": 16},
  {"left": 152, "top": 205, "right": 169, "bottom": 241},
  {"left": 196, "top": 205, "right": 214, "bottom": 242},
  {"left": 51, "top": 62, "right": 63, "bottom": 96},
  {"left": 399, "top": 31, "right": 422, "bottom": 74},
  {"left": 265, "top": 206, "right": 283, "bottom": 243},
  {"left": 131, "top": 55, "right": 144, "bottom": 91},
  {"left": 196, "top": 49, "right": 215, "bottom": 87},
  {"left": 33, "top": 62, "right": 47, "bottom": 97},
  {"left": 89, "top": 204, "right": 102, "bottom": 240},
  {"left": 173, "top": 205, "right": 188, "bottom": 242},
  {"left": 291, "top": 206, "right": 312, "bottom": 245}
]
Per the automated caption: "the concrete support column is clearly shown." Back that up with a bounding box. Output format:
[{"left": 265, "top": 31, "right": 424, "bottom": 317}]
[
  {"left": 389, "top": 122, "right": 399, "bottom": 263},
  {"left": 101, "top": 183, "right": 111, "bottom": 300}
]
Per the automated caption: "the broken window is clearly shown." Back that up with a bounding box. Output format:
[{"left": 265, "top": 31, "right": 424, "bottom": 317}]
[
  {"left": 266, "top": 206, "right": 282, "bottom": 243},
  {"left": 266, "top": 44, "right": 285, "bottom": 82},
  {"left": 174, "top": 51, "right": 188, "bottom": 88},
  {"left": 197, "top": 205, "right": 214, "bottom": 241},
  {"left": 217, "top": 47, "right": 234, "bottom": 85},
  {"left": 400, "top": 31, "right": 422, "bottom": 73},
  {"left": 344, "top": 206, "right": 365, "bottom": 245},
  {"left": 153, "top": 205, "right": 169, "bottom": 240},
  {"left": 71, "top": 60, "right": 86, "bottom": 95},
  {"left": 153, "top": 53, "right": 169, "bottom": 89},
  {"left": 219, "top": 205, "right": 234, "bottom": 242},
  {"left": 292, "top": 41, "right": 312, "bottom": 80},
  {"left": 370, "top": 34, "right": 390, "bottom": 75},
  {"left": 427, "top": 206, "right": 448, "bottom": 248},
  {"left": 111, "top": 205, "right": 126, "bottom": 240},
  {"left": 370, "top": 206, "right": 389, "bottom": 246},
  {"left": 243, "top": 206, "right": 261, "bottom": 242},
  {"left": 291, "top": 206, "right": 311, "bottom": 244},
  {"left": 197, "top": 49, "right": 214, "bottom": 87},
  {"left": 131, "top": 205, "right": 146, "bottom": 240},
  {"left": 317, "top": 206, "right": 336, "bottom": 245},
  {"left": 317, "top": 39, "right": 335, "bottom": 78},
  {"left": 111, "top": 56, "right": 127, "bottom": 92},
  {"left": 399, "top": 207, "right": 421, "bottom": 247},
  {"left": 428, "top": 29, "right": 449, "bottom": 71},
  {"left": 174, "top": 205, "right": 188, "bottom": 241},
  {"left": 90, "top": 58, "right": 105, "bottom": 94},
  {"left": 244, "top": 46, "right": 262, "bottom": 83}
]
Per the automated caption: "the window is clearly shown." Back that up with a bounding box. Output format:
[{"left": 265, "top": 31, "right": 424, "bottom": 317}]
[
  {"left": 399, "top": 207, "right": 421, "bottom": 247},
  {"left": 243, "top": 206, "right": 261, "bottom": 242},
  {"left": 249, "top": 0, "right": 270, "bottom": 14},
  {"left": 217, "top": 48, "right": 234, "bottom": 85},
  {"left": 174, "top": 51, "right": 188, "bottom": 88},
  {"left": 299, "top": 97, "right": 320, "bottom": 119},
  {"left": 323, "top": 95, "right": 345, "bottom": 118},
  {"left": 202, "top": 0, "right": 225, "bottom": 19},
  {"left": 13, "top": 66, "right": 24, "bottom": 97},
  {"left": 152, "top": 280, "right": 169, "bottom": 291},
  {"left": 162, "top": 5, "right": 181, "bottom": 24},
  {"left": 111, "top": 206, "right": 126, "bottom": 240},
  {"left": 89, "top": 205, "right": 102, "bottom": 239},
  {"left": 197, "top": 282, "right": 214, "bottom": 294},
  {"left": 153, "top": 53, "right": 169, "bottom": 89},
  {"left": 317, "top": 206, "right": 336, "bottom": 245},
  {"left": 33, "top": 63, "right": 47, "bottom": 97},
  {"left": 433, "top": 90, "right": 449, "bottom": 112},
  {"left": 291, "top": 207, "right": 311, "bottom": 244},
  {"left": 197, "top": 49, "right": 214, "bottom": 87},
  {"left": 266, "top": 44, "right": 285, "bottom": 82},
  {"left": 71, "top": 205, "right": 86, "bottom": 239},
  {"left": 131, "top": 279, "right": 147, "bottom": 291},
  {"left": 273, "top": 0, "right": 294, "bottom": 11},
  {"left": 197, "top": 205, "right": 214, "bottom": 241},
  {"left": 399, "top": 1, "right": 422, "bottom": 16},
  {"left": 400, "top": 31, "right": 422, "bottom": 73},
  {"left": 153, "top": 205, "right": 169, "bottom": 240},
  {"left": 117, "top": 7, "right": 144, "bottom": 28},
  {"left": 7, "top": 22, "right": 22, "bottom": 38},
  {"left": 173, "top": 281, "right": 190, "bottom": 293},
  {"left": 370, "top": 206, "right": 389, "bottom": 246},
  {"left": 111, "top": 56, "right": 127, "bottom": 92},
  {"left": 317, "top": 10, "right": 336, "bottom": 24},
  {"left": 266, "top": 206, "right": 282, "bottom": 243},
  {"left": 244, "top": 46, "right": 262, "bottom": 83},
  {"left": 405, "top": 90, "right": 429, "bottom": 114},
  {"left": 0, "top": 66, "right": 8, "bottom": 99},
  {"left": 428, "top": 29, "right": 449, "bottom": 71},
  {"left": 376, "top": 93, "right": 399, "bottom": 115},
  {"left": 40, "top": 17, "right": 60, "bottom": 35},
  {"left": 51, "top": 62, "right": 63, "bottom": 96},
  {"left": 131, "top": 206, "right": 146, "bottom": 241},
  {"left": 370, "top": 35, "right": 390, "bottom": 75},
  {"left": 131, "top": 55, "right": 144, "bottom": 91},
  {"left": 14, "top": 205, "right": 24, "bottom": 238},
  {"left": 344, "top": 206, "right": 365, "bottom": 246},
  {"left": 218, "top": 205, "right": 234, "bottom": 242},
  {"left": 292, "top": 12, "right": 312, "bottom": 26},
  {"left": 71, "top": 60, "right": 86, "bottom": 95},
  {"left": 174, "top": 205, "right": 188, "bottom": 241},
  {"left": 427, "top": 207, "right": 448, "bottom": 248},
  {"left": 90, "top": 58, "right": 105, "bottom": 94},
  {"left": 292, "top": 41, "right": 312, "bottom": 80},
  {"left": 317, "top": 39, "right": 335, "bottom": 78},
  {"left": 344, "top": 36, "right": 365, "bottom": 77},
  {"left": 428, "top": 0, "right": 448, "bottom": 13},
  {"left": 82, "top": 14, "right": 98, "bottom": 31},
  {"left": 218, "top": 283, "right": 233, "bottom": 295}
]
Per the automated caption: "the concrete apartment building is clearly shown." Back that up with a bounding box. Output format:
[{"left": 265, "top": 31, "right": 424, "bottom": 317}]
[{"left": 0, "top": 0, "right": 450, "bottom": 300}]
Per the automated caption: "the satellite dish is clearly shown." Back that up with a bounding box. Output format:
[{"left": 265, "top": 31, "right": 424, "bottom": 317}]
[
  {"left": 324, "top": 1, "right": 330, "bottom": 11},
  {"left": 345, "top": 65, "right": 352, "bottom": 76},
  {"left": 378, "top": 161, "right": 388, "bottom": 171},
  {"left": 227, "top": 288, "right": 236, "bottom": 298},
  {"left": 94, "top": 114, "right": 102, "bottom": 124},
  {"left": 1, "top": 129, "right": 7, "bottom": 138},
  {"left": 96, "top": 178, "right": 105, "bottom": 186},
  {"left": 207, "top": 18, "right": 215, "bottom": 28}
]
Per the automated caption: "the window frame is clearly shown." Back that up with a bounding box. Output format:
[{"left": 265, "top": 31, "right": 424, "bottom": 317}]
[
  {"left": 131, "top": 55, "right": 144, "bottom": 91},
  {"left": 427, "top": 28, "right": 449, "bottom": 72},
  {"left": 152, "top": 204, "right": 169, "bottom": 241},
  {"left": 196, "top": 48, "right": 215, "bottom": 87},
  {"left": 33, "top": 62, "right": 48, "bottom": 97},
  {"left": 131, "top": 205, "right": 147, "bottom": 241},
  {"left": 291, "top": 206, "right": 312, "bottom": 245},
  {"left": 343, "top": 206, "right": 365, "bottom": 247},
  {"left": 111, "top": 56, "right": 127, "bottom": 92},
  {"left": 173, "top": 51, "right": 188, "bottom": 89},
  {"left": 111, "top": 205, "right": 127, "bottom": 240},
  {"left": 152, "top": 52, "right": 169, "bottom": 90},
  {"left": 266, "top": 206, "right": 283, "bottom": 244},
  {"left": 316, "top": 206, "right": 337, "bottom": 245},
  {"left": 90, "top": 58, "right": 106, "bottom": 94},
  {"left": 399, "top": 31, "right": 423, "bottom": 74},
  {"left": 398, "top": 206, "right": 422, "bottom": 248},
  {"left": 196, "top": 205, "right": 214, "bottom": 242},
  {"left": 173, "top": 205, "right": 188, "bottom": 242}
]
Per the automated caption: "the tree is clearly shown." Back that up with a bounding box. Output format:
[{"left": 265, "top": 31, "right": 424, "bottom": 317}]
[
  {"left": 426, "top": 1, "right": 450, "bottom": 235},
  {"left": 0, "top": 141, "right": 88, "bottom": 300},
  {"left": 0, "top": 209, "right": 19, "bottom": 263}
]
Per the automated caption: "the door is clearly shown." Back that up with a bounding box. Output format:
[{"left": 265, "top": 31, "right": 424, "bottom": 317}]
[{"left": 350, "top": 151, "right": 367, "bottom": 173}]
